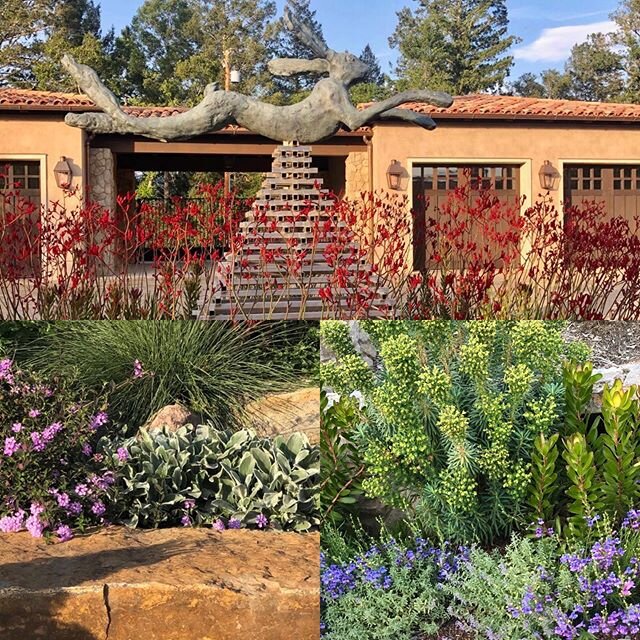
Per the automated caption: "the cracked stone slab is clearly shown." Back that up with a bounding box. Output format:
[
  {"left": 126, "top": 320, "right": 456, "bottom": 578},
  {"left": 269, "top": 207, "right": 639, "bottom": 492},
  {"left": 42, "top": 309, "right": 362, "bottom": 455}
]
[{"left": 0, "top": 527, "right": 320, "bottom": 640}]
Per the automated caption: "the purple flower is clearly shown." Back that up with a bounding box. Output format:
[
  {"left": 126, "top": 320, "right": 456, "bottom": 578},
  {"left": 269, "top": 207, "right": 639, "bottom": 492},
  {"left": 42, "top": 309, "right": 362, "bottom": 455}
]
[
  {"left": 3, "top": 437, "right": 20, "bottom": 457},
  {"left": 66, "top": 502, "right": 83, "bottom": 516},
  {"left": 183, "top": 499, "right": 196, "bottom": 511},
  {"left": 228, "top": 518, "right": 242, "bottom": 530},
  {"left": 42, "top": 422, "right": 63, "bottom": 443},
  {"left": 181, "top": 515, "right": 192, "bottom": 527},
  {"left": 91, "top": 501, "right": 106, "bottom": 516},
  {"left": 89, "top": 412, "right": 108, "bottom": 431},
  {"left": 74, "top": 483, "right": 89, "bottom": 497},
  {"left": 56, "top": 493, "right": 70, "bottom": 508},
  {"left": 116, "top": 447, "right": 129, "bottom": 462},
  {"left": 28, "top": 409, "right": 40, "bottom": 418},
  {"left": 81, "top": 443, "right": 92, "bottom": 457},
  {"left": 25, "top": 514, "right": 45, "bottom": 538},
  {"left": 212, "top": 519, "right": 226, "bottom": 532},
  {"left": 0, "top": 509, "right": 25, "bottom": 533},
  {"left": 133, "top": 360, "right": 144, "bottom": 379},
  {"left": 30, "top": 432, "right": 46, "bottom": 452},
  {"left": 55, "top": 525, "right": 73, "bottom": 542},
  {"left": 11, "top": 423, "right": 22, "bottom": 433},
  {"left": 256, "top": 514, "right": 268, "bottom": 529}
]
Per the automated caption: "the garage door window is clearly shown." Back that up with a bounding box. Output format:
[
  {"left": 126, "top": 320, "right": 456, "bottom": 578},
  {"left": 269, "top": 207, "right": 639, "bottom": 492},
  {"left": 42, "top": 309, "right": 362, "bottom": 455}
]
[{"left": 412, "top": 164, "right": 521, "bottom": 271}]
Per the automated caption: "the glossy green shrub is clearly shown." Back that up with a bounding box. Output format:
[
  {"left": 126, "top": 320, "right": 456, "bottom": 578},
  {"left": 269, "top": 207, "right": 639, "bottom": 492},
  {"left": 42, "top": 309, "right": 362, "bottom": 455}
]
[
  {"left": 99, "top": 424, "right": 320, "bottom": 532},
  {"left": 320, "top": 391, "right": 365, "bottom": 526},
  {"left": 531, "top": 363, "right": 640, "bottom": 539},
  {"left": 320, "top": 321, "right": 582, "bottom": 544}
]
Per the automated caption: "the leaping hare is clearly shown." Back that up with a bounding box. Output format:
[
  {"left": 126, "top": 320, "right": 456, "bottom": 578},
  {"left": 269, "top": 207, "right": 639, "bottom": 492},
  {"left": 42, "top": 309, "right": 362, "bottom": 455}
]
[{"left": 62, "top": 4, "right": 453, "bottom": 143}]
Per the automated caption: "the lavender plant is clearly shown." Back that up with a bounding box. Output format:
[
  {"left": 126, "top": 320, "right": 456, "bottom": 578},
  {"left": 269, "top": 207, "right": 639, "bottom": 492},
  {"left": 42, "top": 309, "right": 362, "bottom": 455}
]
[
  {"left": 0, "top": 358, "right": 113, "bottom": 541},
  {"left": 321, "top": 531, "right": 469, "bottom": 640}
]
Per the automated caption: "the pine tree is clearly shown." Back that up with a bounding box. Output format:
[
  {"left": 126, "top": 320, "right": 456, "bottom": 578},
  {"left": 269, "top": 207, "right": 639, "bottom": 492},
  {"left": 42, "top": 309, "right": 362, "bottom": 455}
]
[
  {"left": 359, "top": 44, "right": 385, "bottom": 86},
  {"left": 390, "top": 0, "right": 520, "bottom": 95},
  {"left": 350, "top": 44, "right": 391, "bottom": 104},
  {"left": 179, "top": 0, "right": 280, "bottom": 101},
  {"left": 35, "top": 0, "right": 116, "bottom": 92},
  {"left": 565, "top": 33, "right": 624, "bottom": 102},
  {"left": 112, "top": 0, "right": 199, "bottom": 104},
  {"left": 272, "top": 0, "right": 327, "bottom": 102},
  {"left": 0, "top": 0, "right": 52, "bottom": 86},
  {"left": 611, "top": 0, "right": 640, "bottom": 102}
]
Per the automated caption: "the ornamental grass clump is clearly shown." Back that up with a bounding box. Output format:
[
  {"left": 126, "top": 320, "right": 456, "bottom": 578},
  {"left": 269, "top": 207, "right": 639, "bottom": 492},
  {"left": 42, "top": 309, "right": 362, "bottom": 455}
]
[
  {"left": 28, "top": 321, "right": 298, "bottom": 433},
  {"left": 321, "top": 320, "right": 589, "bottom": 544},
  {"left": 0, "top": 358, "right": 113, "bottom": 541},
  {"left": 98, "top": 423, "right": 320, "bottom": 532}
]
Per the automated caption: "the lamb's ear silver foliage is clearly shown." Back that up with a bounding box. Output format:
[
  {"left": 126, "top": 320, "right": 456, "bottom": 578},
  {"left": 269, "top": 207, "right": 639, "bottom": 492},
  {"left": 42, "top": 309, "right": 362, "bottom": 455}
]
[{"left": 62, "top": 2, "right": 453, "bottom": 144}]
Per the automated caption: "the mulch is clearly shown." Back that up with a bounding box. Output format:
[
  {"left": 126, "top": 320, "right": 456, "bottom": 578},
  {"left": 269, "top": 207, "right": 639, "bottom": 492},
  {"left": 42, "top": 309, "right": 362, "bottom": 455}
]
[{"left": 563, "top": 322, "right": 640, "bottom": 367}]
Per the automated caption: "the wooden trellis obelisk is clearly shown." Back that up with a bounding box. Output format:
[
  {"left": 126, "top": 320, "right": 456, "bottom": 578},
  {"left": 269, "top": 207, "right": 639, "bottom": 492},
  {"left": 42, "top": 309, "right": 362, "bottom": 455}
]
[{"left": 198, "top": 142, "right": 393, "bottom": 320}]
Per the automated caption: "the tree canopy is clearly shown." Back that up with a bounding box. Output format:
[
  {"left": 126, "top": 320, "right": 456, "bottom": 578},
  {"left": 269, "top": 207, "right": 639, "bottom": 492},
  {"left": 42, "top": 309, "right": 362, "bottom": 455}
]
[{"left": 390, "top": 0, "right": 520, "bottom": 95}]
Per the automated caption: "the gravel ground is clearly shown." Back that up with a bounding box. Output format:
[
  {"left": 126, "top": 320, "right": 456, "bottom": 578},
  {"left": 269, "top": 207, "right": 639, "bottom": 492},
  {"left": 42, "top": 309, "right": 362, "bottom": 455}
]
[{"left": 563, "top": 322, "right": 640, "bottom": 367}]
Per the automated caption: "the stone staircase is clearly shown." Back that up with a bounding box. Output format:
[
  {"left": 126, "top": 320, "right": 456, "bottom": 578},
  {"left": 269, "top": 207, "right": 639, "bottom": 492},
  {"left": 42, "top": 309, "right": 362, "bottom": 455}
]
[{"left": 197, "top": 142, "right": 394, "bottom": 320}]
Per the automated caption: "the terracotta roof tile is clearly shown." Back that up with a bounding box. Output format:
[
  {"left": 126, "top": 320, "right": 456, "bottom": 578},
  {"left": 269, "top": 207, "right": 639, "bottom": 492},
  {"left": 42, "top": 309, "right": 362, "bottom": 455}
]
[
  {"left": 3, "top": 88, "right": 640, "bottom": 124},
  {"left": 393, "top": 94, "right": 640, "bottom": 122}
]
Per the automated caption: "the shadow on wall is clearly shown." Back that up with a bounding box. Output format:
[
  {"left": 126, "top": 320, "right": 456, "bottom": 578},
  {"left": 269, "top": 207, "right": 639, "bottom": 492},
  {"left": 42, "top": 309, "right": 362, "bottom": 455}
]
[{"left": 0, "top": 539, "right": 189, "bottom": 640}]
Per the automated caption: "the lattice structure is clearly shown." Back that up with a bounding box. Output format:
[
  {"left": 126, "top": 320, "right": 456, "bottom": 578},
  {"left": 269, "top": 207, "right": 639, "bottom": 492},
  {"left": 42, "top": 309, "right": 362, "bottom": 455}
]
[{"left": 198, "top": 142, "right": 394, "bottom": 320}]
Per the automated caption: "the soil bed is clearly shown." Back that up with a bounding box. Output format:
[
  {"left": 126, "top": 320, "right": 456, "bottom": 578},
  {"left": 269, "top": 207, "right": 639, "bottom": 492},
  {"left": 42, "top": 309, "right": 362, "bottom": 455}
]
[{"left": 564, "top": 322, "right": 640, "bottom": 367}]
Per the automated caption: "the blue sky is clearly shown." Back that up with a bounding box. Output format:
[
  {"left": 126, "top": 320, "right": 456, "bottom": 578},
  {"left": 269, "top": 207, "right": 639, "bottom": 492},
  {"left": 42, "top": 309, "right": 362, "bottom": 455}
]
[{"left": 99, "top": 0, "right": 620, "bottom": 79}]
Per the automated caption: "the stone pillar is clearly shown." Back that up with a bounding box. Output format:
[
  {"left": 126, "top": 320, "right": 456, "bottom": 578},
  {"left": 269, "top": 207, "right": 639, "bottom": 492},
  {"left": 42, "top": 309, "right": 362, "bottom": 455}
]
[
  {"left": 88, "top": 148, "right": 116, "bottom": 213},
  {"left": 345, "top": 151, "right": 370, "bottom": 199}
]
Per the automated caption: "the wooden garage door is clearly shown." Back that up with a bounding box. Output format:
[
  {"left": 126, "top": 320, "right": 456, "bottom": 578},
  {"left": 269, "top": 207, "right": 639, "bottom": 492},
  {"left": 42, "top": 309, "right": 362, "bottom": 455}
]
[
  {"left": 564, "top": 164, "right": 640, "bottom": 223},
  {"left": 412, "top": 164, "right": 521, "bottom": 271},
  {"left": 0, "top": 161, "right": 42, "bottom": 276}
]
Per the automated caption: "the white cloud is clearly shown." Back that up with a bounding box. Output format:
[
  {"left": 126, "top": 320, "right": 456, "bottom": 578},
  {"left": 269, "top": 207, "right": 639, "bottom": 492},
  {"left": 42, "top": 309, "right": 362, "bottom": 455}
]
[{"left": 514, "top": 20, "right": 617, "bottom": 62}]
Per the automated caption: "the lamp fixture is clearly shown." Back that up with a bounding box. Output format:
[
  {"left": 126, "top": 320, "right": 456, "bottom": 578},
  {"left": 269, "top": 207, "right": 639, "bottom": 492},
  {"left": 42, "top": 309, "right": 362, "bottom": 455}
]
[
  {"left": 53, "top": 156, "right": 73, "bottom": 190},
  {"left": 387, "top": 160, "right": 404, "bottom": 191}
]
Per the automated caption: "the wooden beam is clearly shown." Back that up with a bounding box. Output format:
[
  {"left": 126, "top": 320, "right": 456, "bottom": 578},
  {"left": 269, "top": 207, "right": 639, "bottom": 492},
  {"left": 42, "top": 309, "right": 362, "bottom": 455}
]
[{"left": 92, "top": 135, "right": 366, "bottom": 157}]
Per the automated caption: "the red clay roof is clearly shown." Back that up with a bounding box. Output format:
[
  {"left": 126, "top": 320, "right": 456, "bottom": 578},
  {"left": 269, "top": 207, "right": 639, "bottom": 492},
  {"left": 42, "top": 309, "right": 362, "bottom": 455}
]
[
  {"left": 0, "top": 88, "right": 185, "bottom": 116},
  {"left": 3, "top": 87, "right": 640, "bottom": 124},
  {"left": 399, "top": 94, "right": 640, "bottom": 122}
]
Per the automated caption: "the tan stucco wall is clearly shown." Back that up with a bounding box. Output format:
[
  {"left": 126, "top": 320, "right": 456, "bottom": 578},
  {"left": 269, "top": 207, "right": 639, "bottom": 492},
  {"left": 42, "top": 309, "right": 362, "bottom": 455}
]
[
  {"left": 0, "top": 113, "right": 85, "bottom": 206},
  {"left": 370, "top": 120, "right": 640, "bottom": 212}
]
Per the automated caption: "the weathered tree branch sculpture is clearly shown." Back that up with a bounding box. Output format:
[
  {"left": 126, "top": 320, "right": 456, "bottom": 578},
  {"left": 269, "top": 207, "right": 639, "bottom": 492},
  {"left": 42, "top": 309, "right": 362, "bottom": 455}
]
[{"left": 62, "top": 5, "right": 453, "bottom": 143}]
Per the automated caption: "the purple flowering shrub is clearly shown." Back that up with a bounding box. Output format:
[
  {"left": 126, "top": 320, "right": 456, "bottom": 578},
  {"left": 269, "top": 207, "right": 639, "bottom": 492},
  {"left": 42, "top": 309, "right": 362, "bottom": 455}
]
[
  {"left": 321, "top": 533, "right": 469, "bottom": 639},
  {"left": 448, "top": 513, "right": 640, "bottom": 640},
  {"left": 0, "top": 358, "right": 113, "bottom": 541}
]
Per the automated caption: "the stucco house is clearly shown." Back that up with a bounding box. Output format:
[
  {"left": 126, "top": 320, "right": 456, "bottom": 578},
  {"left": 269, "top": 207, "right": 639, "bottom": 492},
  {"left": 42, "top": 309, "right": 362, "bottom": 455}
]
[{"left": 2, "top": 88, "right": 640, "bottom": 271}]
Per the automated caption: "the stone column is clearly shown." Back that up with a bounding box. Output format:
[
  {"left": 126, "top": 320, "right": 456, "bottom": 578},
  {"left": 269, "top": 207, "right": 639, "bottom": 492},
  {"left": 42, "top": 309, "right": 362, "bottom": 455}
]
[
  {"left": 88, "top": 148, "right": 116, "bottom": 213},
  {"left": 345, "top": 151, "right": 370, "bottom": 199}
]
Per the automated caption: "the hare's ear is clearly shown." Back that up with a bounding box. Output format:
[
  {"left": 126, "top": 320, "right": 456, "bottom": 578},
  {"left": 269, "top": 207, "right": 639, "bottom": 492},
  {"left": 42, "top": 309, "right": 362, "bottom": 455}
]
[{"left": 268, "top": 58, "right": 330, "bottom": 77}]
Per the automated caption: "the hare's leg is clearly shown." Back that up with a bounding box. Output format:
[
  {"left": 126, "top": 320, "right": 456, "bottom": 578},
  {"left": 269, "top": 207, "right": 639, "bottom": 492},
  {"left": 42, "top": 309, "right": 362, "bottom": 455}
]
[
  {"left": 62, "top": 54, "right": 243, "bottom": 141},
  {"left": 376, "top": 108, "right": 437, "bottom": 131},
  {"left": 342, "top": 89, "right": 452, "bottom": 130}
]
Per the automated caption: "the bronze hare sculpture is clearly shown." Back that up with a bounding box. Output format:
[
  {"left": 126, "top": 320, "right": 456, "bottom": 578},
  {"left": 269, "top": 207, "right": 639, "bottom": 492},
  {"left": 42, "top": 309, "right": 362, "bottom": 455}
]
[{"left": 62, "top": 3, "right": 453, "bottom": 143}]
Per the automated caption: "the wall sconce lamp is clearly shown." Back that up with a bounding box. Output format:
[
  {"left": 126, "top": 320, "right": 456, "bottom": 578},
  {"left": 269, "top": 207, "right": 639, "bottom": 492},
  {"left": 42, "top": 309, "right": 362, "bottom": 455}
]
[
  {"left": 54, "top": 156, "right": 73, "bottom": 190},
  {"left": 387, "top": 160, "right": 404, "bottom": 191},
  {"left": 539, "top": 160, "right": 559, "bottom": 192}
]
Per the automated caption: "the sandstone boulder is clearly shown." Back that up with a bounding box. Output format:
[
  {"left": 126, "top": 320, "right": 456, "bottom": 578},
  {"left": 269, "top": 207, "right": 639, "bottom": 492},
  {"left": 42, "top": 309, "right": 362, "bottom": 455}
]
[
  {"left": 142, "top": 404, "right": 202, "bottom": 436},
  {"left": 246, "top": 387, "right": 320, "bottom": 444},
  {"left": 0, "top": 527, "right": 320, "bottom": 640}
]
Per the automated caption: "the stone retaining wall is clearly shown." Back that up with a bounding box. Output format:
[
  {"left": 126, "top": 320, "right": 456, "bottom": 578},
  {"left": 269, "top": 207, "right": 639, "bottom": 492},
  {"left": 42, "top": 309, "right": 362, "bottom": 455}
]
[{"left": 0, "top": 527, "right": 320, "bottom": 640}]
